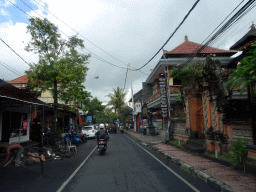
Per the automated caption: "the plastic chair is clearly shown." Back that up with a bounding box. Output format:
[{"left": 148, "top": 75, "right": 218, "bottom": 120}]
[{"left": 66, "top": 139, "right": 77, "bottom": 154}]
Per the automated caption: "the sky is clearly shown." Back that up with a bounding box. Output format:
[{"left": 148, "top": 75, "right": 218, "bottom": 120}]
[{"left": 0, "top": 0, "right": 255, "bottom": 105}]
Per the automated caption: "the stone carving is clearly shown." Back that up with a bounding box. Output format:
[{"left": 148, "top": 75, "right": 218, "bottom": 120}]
[
  {"left": 231, "top": 125, "right": 252, "bottom": 138},
  {"left": 202, "top": 93, "right": 208, "bottom": 130},
  {"left": 211, "top": 100, "right": 217, "bottom": 129}
]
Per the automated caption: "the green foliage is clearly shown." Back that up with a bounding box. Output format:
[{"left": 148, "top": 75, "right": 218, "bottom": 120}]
[
  {"left": 176, "top": 90, "right": 185, "bottom": 103},
  {"left": 105, "top": 86, "right": 127, "bottom": 116},
  {"left": 167, "top": 139, "right": 185, "bottom": 150},
  {"left": 119, "top": 105, "right": 133, "bottom": 125},
  {"left": 25, "top": 17, "right": 90, "bottom": 127},
  {"left": 226, "top": 39, "right": 256, "bottom": 94},
  {"left": 231, "top": 137, "right": 248, "bottom": 172},
  {"left": 180, "top": 166, "right": 191, "bottom": 174},
  {"left": 172, "top": 56, "right": 221, "bottom": 88}
]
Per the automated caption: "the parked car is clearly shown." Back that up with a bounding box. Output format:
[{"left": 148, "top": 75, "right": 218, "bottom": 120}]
[{"left": 82, "top": 125, "right": 97, "bottom": 138}]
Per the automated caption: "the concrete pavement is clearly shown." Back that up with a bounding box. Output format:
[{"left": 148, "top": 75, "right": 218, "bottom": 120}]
[{"left": 126, "top": 129, "right": 256, "bottom": 192}]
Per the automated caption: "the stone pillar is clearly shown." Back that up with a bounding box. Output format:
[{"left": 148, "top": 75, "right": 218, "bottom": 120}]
[
  {"left": 215, "top": 141, "right": 222, "bottom": 154},
  {"left": 202, "top": 92, "right": 208, "bottom": 132},
  {"left": 205, "top": 139, "right": 215, "bottom": 153},
  {"left": 211, "top": 96, "right": 218, "bottom": 130}
]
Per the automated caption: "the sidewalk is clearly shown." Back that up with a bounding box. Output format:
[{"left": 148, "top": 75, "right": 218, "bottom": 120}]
[{"left": 126, "top": 129, "right": 256, "bottom": 192}]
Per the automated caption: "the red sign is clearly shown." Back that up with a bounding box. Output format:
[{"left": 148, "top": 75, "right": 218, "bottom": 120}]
[
  {"left": 23, "top": 119, "right": 28, "bottom": 130},
  {"left": 136, "top": 103, "right": 140, "bottom": 108}
]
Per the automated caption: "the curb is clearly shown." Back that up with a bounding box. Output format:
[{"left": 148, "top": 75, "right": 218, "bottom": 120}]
[{"left": 126, "top": 131, "right": 238, "bottom": 192}]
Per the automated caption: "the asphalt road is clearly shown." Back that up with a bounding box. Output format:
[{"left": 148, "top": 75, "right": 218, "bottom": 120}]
[
  {"left": 0, "top": 133, "right": 219, "bottom": 192},
  {"left": 61, "top": 133, "right": 218, "bottom": 192}
]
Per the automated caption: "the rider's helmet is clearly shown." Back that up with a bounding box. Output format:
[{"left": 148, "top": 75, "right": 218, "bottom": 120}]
[{"left": 99, "top": 123, "right": 104, "bottom": 129}]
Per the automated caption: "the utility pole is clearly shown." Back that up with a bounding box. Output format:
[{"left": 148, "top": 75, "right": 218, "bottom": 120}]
[{"left": 128, "top": 64, "right": 136, "bottom": 131}]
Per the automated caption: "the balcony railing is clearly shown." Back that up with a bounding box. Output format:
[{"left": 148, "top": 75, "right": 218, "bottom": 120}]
[{"left": 146, "top": 85, "right": 181, "bottom": 104}]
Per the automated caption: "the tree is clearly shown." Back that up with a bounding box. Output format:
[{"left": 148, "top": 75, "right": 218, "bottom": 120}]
[
  {"left": 105, "top": 86, "right": 127, "bottom": 117},
  {"left": 226, "top": 39, "right": 256, "bottom": 145},
  {"left": 85, "top": 97, "right": 105, "bottom": 121},
  {"left": 119, "top": 105, "right": 133, "bottom": 125},
  {"left": 226, "top": 40, "right": 256, "bottom": 94},
  {"left": 25, "top": 17, "right": 90, "bottom": 132}
]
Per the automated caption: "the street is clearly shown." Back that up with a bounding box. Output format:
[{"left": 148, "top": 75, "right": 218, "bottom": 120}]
[{"left": 0, "top": 132, "right": 219, "bottom": 192}]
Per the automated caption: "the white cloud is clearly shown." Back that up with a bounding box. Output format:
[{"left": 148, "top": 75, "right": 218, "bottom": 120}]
[
  {"left": 0, "top": 8, "right": 8, "bottom": 16},
  {"left": 0, "top": 0, "right": 16, "bottom": 7},
  {"left": 1, "top": 0, "right": 256, "bottom": 104}
]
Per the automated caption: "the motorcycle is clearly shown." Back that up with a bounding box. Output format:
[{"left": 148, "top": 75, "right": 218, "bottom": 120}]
[
  {"left": 61, "top": 132, "right": 82, "bottom": 145},
  {"left": 97, "top": 139, "right": 107, "bottom": 155},
  {"left": 120, "top": 129, "right": 124, "bottom": 134},
  {"left": 80, "top": 132, "right": 88, "bottom": 143}
]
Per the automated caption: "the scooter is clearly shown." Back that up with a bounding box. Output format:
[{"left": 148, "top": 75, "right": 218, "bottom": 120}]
[
  {"left": 80, "top": 132, "right": 88, "bottom": 143},
  {"left": 97, "top": 139, "right": 107, "bottom": 155},
  {"left": 61, "top": 132, "right": 82, "bottom": 145}
]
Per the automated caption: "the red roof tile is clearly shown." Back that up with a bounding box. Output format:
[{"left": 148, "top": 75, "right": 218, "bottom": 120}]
[
  {"left": 8, "top": 75, "right": 29, "bottom": 84},
  {"left": 167, "top": 40, "right": 236, "bottom": 55}
]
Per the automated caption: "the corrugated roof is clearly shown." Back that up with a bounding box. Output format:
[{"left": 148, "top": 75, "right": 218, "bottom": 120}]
[{"left": 0, "top": 80, "right": 48, "bottom": 106}]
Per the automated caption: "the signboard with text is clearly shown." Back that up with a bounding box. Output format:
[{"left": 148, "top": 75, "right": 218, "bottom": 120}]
[
  {"left": 159, "top": 73, "right": 168, "bottom": 118},
  {"left": 135, "top": 103, "right": 141, "bottom": 113}
]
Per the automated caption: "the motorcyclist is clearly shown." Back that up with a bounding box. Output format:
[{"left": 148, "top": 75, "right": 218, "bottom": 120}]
[{"left": 95, "top": 123, "right": 108, "bottom": 142}]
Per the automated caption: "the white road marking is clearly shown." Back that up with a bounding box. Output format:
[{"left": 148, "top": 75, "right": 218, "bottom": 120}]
[
  {"left": 126, "top": 134, "right": 200, "bottom": 192},
  {"left": 56, "top": 145, "right": 97, "bottom": 192}
]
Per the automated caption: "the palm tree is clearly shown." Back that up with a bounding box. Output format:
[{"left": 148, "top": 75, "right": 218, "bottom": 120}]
[{"left": 105, "top": 87, "right": 127, "bottom": 117}]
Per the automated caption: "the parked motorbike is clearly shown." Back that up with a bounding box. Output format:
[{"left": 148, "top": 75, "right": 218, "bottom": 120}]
[
  {"left": 120, "top": 130, "right": 124, "bottom": 134},
  {"left": 97, "top": 139, "right": 107, "bottom": 155},
  {"left": 61, "top": 132, "right": 82, "bottom": 145},
  {"left": 80, "top": 132, "right": 88, "bottom": 143}
]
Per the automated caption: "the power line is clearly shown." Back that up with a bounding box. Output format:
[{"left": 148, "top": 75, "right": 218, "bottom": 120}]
[
  {"left": 135, "top": 0, "right": 201, "bottom": 71},
  {"left": 0, "top": 60, "right": 24, "bottom": 77},
  {"left": 8, "top": 0, "right": 130, "bottom": 71},
  {"left": 0, "top": 37, "right": 30, "bottom": 66},
  {"left": 174, "top": 0, "right": 256, "bottom": 73},
  {"left": 30, "top": 0, "right": 148, "bottom": 75},
  {"left": 32, "top": 0, "right": 130, "bottom": 68}
]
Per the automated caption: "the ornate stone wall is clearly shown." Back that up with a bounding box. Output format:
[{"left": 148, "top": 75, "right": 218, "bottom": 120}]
[
  {"left": 185, "top": 97, "right": 190, "bottom": 128},
  {"left": 202, "top": 91, "right": 208, "bottom": 132},
  {"left": 230, "top": 124, "right": 252, "bottom": 142},
  {"left": 211, "top": 98, "right": 218, "bottom": 130}
]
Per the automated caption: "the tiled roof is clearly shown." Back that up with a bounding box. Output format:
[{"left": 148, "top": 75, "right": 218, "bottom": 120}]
[
  {"left": 167, "top": 40, "right": 236, "bottom": 55},
  {"left": 8, "top": 75, "right": 29, "bottom": 84}
]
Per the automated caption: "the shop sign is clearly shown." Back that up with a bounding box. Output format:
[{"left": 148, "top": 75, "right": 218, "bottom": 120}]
[
  {"left": 135, "top": 103, "right": 141, "bottom": 113},
  {"left": 159, "top": 72, "right": 169, "bottom": 118},
  {"left": 23, "top": 119, "right": 28, "bottom": 130}
]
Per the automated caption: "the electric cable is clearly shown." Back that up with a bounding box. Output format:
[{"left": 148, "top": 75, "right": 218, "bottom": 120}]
[
  {"left": 8, "top": 0, "right": 131, "bottom": 71},
  {"left": 175, "top": 0, "right": 256, "bottom": 71},
  {"left": 30, "top": 0, "right": 148, "bottom": 75},
  {"left": 0, "top": 37, "right": 30, "bottom": 66},
  {"left": 209, "top": 1, "right": 256, "bottom": 48},
  {"left": 199, "top": 0, "right": 245, "bottom": 46},
  {"left": 32, "top": 0, "right": 131, "bottom": 68},
  {"left": 0, "top": 60, "right": 24, "bottom": 77},
  {"left": 135, "top": 0, "right": 201, "bottom": 71}
]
